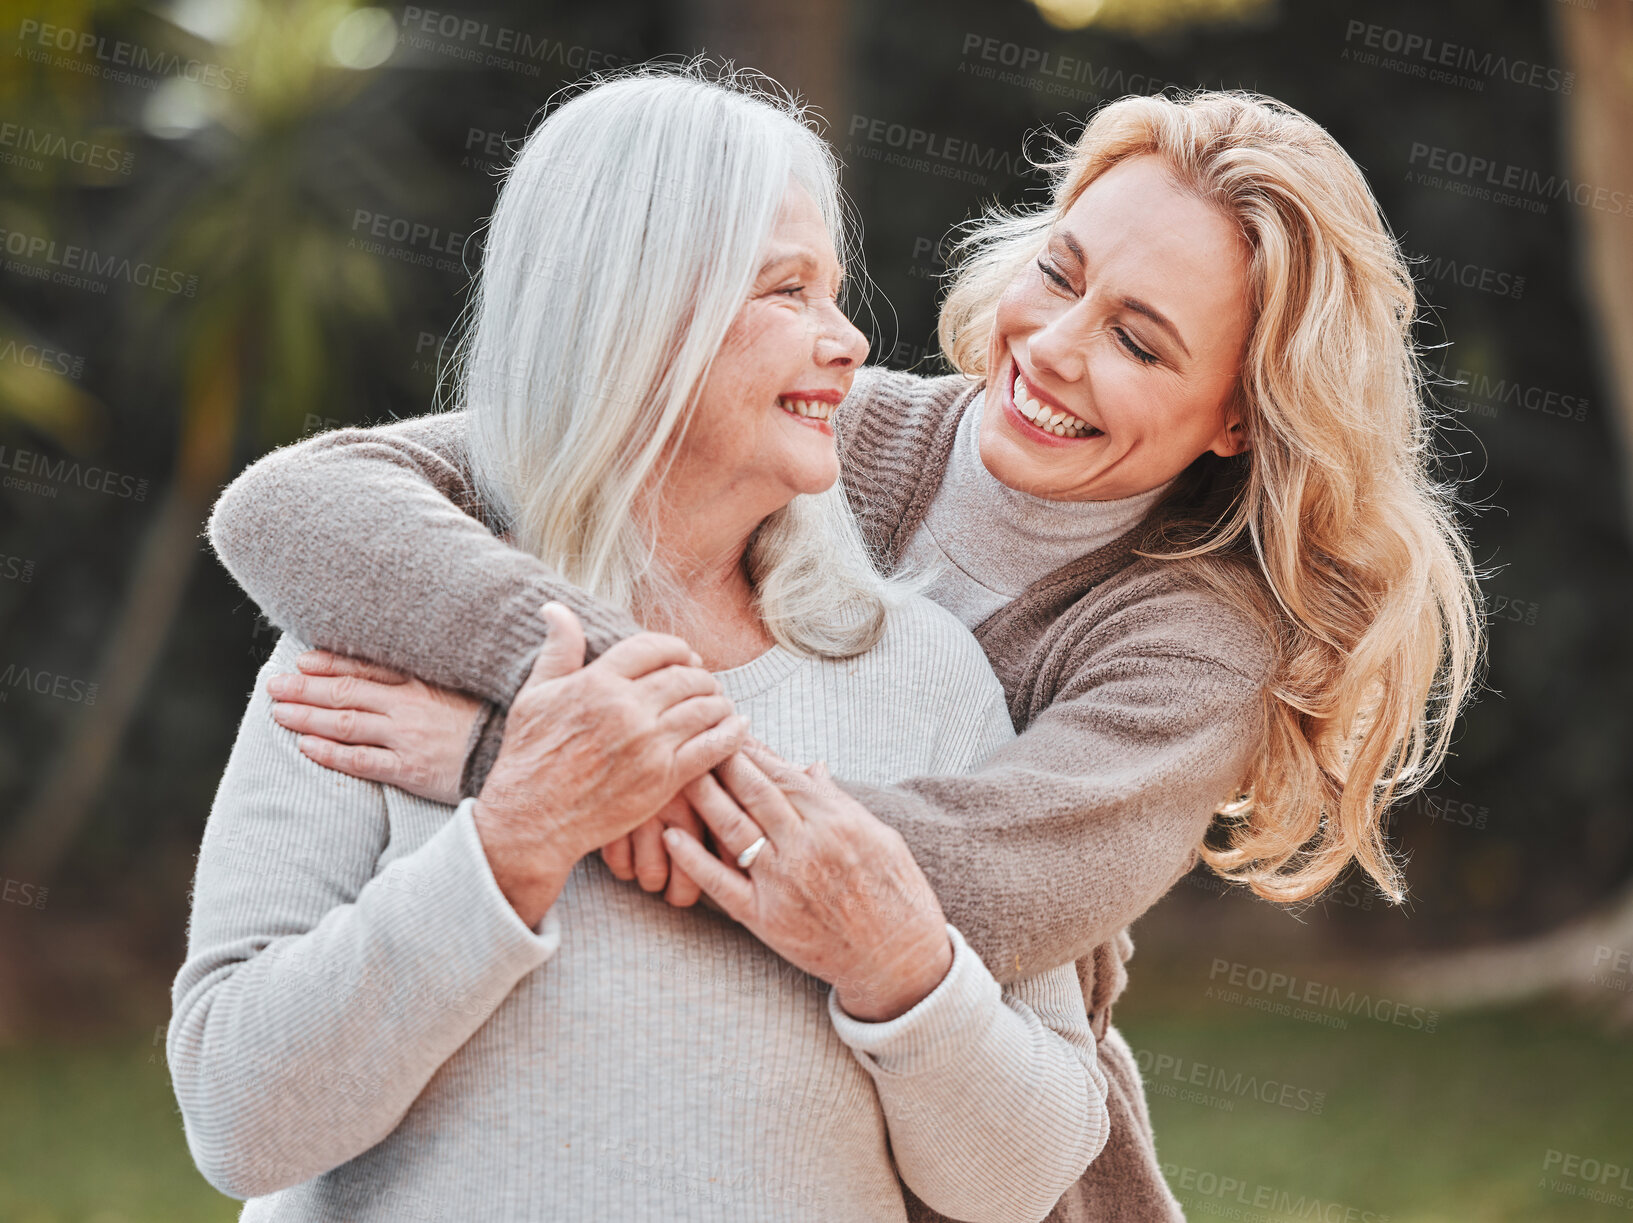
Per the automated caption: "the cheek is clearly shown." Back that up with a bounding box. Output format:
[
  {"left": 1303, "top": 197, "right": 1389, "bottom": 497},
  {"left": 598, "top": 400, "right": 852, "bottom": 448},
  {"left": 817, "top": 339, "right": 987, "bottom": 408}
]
[{"left": 993, "top": 272, "right": 1045, "bottom": 341}]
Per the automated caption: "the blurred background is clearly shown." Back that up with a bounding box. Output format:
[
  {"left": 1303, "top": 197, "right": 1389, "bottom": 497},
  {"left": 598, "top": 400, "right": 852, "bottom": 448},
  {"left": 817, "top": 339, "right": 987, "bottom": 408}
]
[{"left": 1, "top": 0, "right": 1630, "bottom": 1218}]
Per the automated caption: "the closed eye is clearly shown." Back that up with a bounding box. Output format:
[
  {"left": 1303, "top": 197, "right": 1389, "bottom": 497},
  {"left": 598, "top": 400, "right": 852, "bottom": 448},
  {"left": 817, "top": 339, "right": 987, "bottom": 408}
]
[
  {"left": 1115, "top": 327, "right": 1158, "bottom": 366},
  {"left": 1036, "top": 258, "right": 1072, "bottom": 292}
]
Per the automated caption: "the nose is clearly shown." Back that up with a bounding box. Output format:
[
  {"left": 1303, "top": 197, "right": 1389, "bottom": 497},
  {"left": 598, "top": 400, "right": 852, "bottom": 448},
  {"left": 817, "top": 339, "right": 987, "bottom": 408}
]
[
  {"left": 815, "top": 300, "right": 870, "bottom": 369},
  {"left": 1027, "top": 304, "right": 1089, "bottom": 384}
]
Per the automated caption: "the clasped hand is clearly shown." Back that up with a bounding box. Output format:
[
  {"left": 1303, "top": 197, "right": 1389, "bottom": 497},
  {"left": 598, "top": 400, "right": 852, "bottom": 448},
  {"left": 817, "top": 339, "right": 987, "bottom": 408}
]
[{"left": 267, "top": 603, "right": 953, "bottom": 1016}]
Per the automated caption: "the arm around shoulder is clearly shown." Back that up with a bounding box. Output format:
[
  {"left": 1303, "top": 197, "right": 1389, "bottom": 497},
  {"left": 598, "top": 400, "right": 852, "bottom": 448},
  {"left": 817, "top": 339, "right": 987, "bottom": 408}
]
[
  {"left": 207, "top": 412, "right": 641, "bottom": 708},
  {"left": 843, "top": 573, "right": 1271, "bottom": 983}
]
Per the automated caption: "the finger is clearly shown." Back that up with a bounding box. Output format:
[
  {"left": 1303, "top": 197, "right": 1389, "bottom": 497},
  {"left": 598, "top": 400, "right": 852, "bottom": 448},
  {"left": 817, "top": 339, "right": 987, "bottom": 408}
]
[
  {"left": 683, "top": 771, "right": 774, "bottom": 867},
  {"left": 630, "top": 819, "right": 670, "bottom": 893},
  {"left": 271, "top": 701, "right": 395, "bottom": 747},
  {"left": 294, "top": 735, "right": 404, "bottom": 785},
  {"left": 741, "top": 738, "right": 834, "bottom": 814},
  {"left": 661, "top": 829, "right": 754, "bottom": 922},
  {"left": 715, "top": 750, "right": 803, "bottom": 842},
  {"left": 671, "top": 714, "right": 749, "bottom": 786},
  {"left": 656, "top": 694, "right": 736, "bottom": 743},
  {"left": 595, "top": 632, "right": 698, "bottom": 681},
  {"left": 296, "top": 651, "right": 408, "bottom": 684},
  {"left": 664, "top": 858, "right": 703, "bottom": 908},
  {"left": 600, "top": 834, "right": 635, "bottom": 882},
  {"left": 655, "top": 796, "right": 706, "bottom": 908},
  {"left": 529, "top": 603, "right": 587, "bottom": 682},
  {"left": 265, "top": 671, "right": 400, "bottom": 714},
  {"left": 634, "top": 664, "right": 721, "bottom": 713}
]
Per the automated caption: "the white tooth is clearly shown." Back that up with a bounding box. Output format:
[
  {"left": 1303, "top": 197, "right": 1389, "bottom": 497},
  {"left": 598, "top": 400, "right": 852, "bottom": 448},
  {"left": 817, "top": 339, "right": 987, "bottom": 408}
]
[{"left": 797, "top": 401, "right": 810, "bottom": 416}]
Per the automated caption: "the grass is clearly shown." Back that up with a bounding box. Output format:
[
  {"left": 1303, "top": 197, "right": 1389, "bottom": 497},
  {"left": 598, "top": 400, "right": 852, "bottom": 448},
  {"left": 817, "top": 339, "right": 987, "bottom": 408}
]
[
  {"left": 1117, "top": 1000, "right": 1633, "bottom": 1222},
  {"left": 0, "top": 1035, "right": 239, "bottom": 1223},
  {"left": 1, "top": 1005, "right": 1628, "bottom": 1221}
]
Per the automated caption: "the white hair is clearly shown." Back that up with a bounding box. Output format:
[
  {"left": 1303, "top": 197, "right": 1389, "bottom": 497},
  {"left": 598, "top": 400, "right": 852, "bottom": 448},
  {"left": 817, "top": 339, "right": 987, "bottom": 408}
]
[{"left": 450, "top": 61, "right": 898, "bottom": 657}]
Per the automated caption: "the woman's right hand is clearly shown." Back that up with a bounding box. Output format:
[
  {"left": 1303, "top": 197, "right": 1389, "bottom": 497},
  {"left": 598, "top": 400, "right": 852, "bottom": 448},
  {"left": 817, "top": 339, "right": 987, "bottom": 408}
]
[{"left": 474, "top": 604, "right": 747, "bottom": 926}]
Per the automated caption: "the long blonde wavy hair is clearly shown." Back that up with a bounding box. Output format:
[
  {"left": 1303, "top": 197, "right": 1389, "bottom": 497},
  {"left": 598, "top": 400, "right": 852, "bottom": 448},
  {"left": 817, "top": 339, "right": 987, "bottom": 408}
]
[{"left": 940, "top": 91, "right": 1485, "bottom": 905}]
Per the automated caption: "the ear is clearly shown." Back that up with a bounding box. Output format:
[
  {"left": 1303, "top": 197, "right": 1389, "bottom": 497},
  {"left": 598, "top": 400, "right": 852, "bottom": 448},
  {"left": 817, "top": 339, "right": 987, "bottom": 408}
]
[{"left": 1207, "top": 395, "right": 1251, "bottom": 459}]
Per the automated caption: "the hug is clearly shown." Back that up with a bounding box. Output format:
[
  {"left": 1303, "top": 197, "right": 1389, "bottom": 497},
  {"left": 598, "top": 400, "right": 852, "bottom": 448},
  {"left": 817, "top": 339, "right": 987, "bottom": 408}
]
[{"left": 169, "top": 62, "right": 1480, "bottom": 1222}]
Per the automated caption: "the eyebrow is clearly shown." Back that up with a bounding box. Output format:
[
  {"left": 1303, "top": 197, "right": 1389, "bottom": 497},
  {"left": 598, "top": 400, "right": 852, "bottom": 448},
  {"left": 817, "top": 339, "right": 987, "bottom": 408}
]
[
  {"left": 1057, "top": 230, "right": 1193, "bottom": 359},
  {"left": 757, "top": 248, "right": 845, "bottom": 292}
]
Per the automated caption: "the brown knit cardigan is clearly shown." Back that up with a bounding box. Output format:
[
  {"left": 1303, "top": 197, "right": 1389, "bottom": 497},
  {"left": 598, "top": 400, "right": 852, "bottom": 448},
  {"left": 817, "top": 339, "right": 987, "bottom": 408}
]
[{"left": 206, "top": 365, "right": 1273, "bottom": 1222}]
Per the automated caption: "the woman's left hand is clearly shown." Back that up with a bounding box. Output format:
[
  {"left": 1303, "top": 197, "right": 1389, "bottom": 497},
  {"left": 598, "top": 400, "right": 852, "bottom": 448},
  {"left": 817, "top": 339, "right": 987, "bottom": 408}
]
[
  {"left": 266, "top": 650, "right": 482, "bottom": 805},
  {"left": 662, "top": 740, "right": 955, "bottom": 1022}
]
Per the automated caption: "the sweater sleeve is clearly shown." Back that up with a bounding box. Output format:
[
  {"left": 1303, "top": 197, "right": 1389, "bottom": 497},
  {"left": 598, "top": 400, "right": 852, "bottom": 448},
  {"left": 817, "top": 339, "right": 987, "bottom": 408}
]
[
  {"left": 206, "top": 411, "right": 643, "bottom": 788},
  {"left": 828, "top": 928, "right": 1107, "bottom": 1223},
  {"left": 167, "top": 635, "right": 562, "bottom": 1200},
  {"left": 845, "top": 584, "right": 1267, "bottom": 984},
  {"left": 208, "top": 412, "right": 643, "bottom": 689}
]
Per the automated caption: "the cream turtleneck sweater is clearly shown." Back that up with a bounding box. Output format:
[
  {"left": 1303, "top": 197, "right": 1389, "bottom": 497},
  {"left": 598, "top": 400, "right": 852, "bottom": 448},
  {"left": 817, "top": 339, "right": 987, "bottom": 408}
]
[{"left": 897, "top": 394, "right": 1174, "bottom": 630}]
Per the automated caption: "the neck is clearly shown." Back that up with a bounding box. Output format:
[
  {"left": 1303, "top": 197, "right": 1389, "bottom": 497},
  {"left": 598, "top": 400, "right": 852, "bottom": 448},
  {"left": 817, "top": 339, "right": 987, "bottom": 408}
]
[{"left": 635, "top": 500, "right": 776, "bottom": 670}]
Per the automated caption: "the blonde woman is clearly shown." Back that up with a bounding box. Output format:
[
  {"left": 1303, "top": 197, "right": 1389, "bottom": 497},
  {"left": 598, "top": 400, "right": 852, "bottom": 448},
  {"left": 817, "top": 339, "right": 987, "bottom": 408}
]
[
  {"left": 208, "top": 85, "right": 1482, "bottom": 1220},
  {"left": 171, "top": 69, "right": 1110, "bottom": 1222}
]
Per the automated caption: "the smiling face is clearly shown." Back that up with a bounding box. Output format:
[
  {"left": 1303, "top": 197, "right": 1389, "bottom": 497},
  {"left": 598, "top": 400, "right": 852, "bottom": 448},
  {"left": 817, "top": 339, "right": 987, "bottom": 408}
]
[
  {"left": 663, "top": 182, "right": 867, "bottom": 541},
  {"left": 979, "top": 154, "right": 1254, "bottom": 502}
]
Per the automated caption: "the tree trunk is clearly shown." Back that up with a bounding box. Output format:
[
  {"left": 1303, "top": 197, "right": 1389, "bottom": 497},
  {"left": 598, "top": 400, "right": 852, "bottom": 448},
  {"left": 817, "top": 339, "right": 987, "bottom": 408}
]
[
  {"left": 1382, "top": 883, "right": 1633, "bottom": 1015},
  {"left": 1552, "top": 0, "right": 1633, "bottom": 531},
  {"left": 681, "top": 0, "right": 850, "bottom": 135},
  {"left": 4, "top": 342, "right": 238, "bottom": 879}
]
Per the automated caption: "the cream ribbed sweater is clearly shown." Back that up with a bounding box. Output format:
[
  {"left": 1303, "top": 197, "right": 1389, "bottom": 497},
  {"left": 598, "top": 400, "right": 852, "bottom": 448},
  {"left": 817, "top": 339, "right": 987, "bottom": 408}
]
[{"left": 170, "top": 604, "right": 1109, "bottom": 1221}]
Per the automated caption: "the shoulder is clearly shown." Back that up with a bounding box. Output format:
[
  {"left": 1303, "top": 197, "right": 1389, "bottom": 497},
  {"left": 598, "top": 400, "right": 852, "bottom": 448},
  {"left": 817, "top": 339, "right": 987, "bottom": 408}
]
[
  {"left": 866, "top": 594, "right": 1006, "bottom": 705},
  {"left": 1058, "top": 556, "right": 1276, "bottom": 690},
  {"left": 836, "top": 367, "right": 980, "bottom": 449},
  {"left": 835, "top": 594, "right": 1014, "bottom": 772}
]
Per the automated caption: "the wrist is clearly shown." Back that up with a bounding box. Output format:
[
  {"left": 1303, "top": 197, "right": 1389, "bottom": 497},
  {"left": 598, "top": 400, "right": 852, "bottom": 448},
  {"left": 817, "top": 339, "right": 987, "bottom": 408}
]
[
  {"left": 472, "top": 796, "right": 579, "bottom": 927},
  {"left": 836, "top": 926, "right": 955, "bottom": 1023}
]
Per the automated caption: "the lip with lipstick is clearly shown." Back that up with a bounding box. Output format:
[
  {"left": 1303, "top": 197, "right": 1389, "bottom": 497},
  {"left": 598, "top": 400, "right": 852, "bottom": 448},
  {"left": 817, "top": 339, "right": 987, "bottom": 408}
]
[
  {"left": 776, "top": 387, "right": 842, "bottom": 434},
  {"left": 1003, "top": 360, "right": 1104, "bottom": 444}
]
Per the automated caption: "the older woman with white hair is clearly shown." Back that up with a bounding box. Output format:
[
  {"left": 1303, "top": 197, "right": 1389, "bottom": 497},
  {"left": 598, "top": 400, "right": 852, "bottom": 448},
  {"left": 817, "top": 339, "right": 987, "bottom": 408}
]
[{"left": 170, "top": 68, "right": 1110, "bottom": 1222}]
